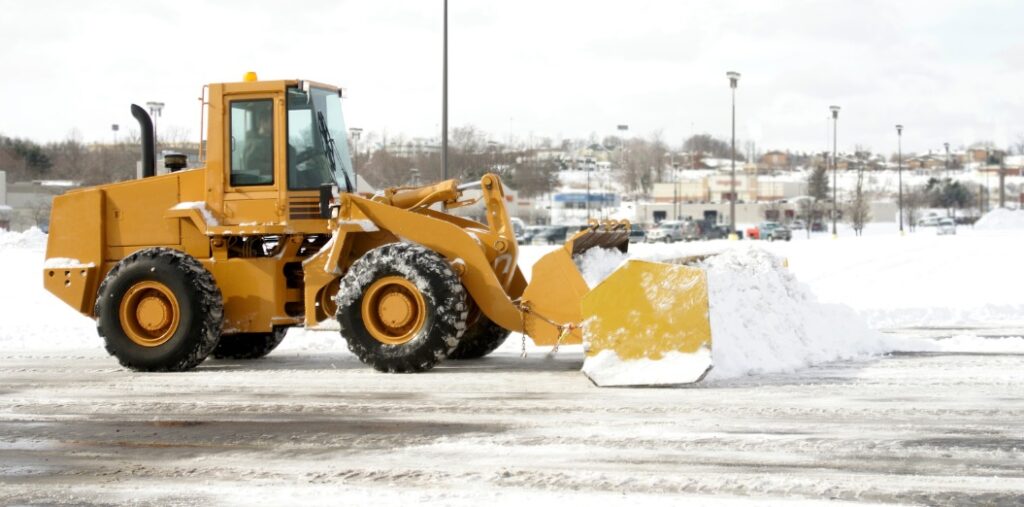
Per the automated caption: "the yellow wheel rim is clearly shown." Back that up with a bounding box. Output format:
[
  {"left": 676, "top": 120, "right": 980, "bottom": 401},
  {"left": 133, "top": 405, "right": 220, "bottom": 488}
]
[
  {"left": 361, "top": 276, "right": 426, "bottom": 345},
  {"left": 119, "top": 280, "right": 180, "bottom": 347}
]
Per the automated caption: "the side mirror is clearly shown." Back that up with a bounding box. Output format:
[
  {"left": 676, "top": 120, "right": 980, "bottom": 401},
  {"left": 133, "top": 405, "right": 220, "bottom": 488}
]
[{"left": 319, "top": 184, "right": 333, "bottom": 219}]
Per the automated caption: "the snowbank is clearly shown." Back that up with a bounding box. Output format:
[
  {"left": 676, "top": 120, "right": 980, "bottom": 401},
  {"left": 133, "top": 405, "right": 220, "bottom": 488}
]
[
  {"left": 700, "top": 248, "right": 896, "bottom": 380},
  {"left": 0, "top": 227, "right": 48, "bottom": 250},
  {"left": 975, "top": 208, "right": 1024, "bottom": 230},
  {"left": 0, "top": 228, "right": 97, "bottom": 351},
  {"left": 575, "top": 246, "right": 905, "bottom": 381}
]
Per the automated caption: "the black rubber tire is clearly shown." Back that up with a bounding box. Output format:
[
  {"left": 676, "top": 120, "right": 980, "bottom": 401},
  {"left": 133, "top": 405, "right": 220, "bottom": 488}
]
[
  {"left": 447, "top": 314, "right": 511, "bottom": 360},
  {"left": 336, "top": 243, "right": 468, "bottom": 373},
  {"left": 95, "top": 248, "right": 223, "bottom": 372},
  {"left": 211, "top": 328, "right": 286, "bottom": 359}
]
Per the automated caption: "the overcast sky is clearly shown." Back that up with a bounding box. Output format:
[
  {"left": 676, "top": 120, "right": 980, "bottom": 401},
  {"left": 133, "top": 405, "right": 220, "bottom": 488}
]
[{"left": 2, "top": 0, "right": 1022, "bottom": 155}]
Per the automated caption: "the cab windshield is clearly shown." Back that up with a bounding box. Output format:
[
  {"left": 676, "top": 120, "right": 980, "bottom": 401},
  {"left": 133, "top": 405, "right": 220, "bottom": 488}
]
[{"left": 286, "top": 86, "right": 355, "bottom": 191}]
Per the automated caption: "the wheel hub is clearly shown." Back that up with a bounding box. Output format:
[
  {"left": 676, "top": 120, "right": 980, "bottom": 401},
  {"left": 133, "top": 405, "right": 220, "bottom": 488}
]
[
  {"left": 378, "top": 292, "right": 414, "bottom": 328},
  {"left": 136, "top": 296, "right": 171, "bottom": 331},
  {"left": 119, "top": 280, "right": 180, "bottom": 348},
  {"left": 361, "top": 276, "right": 426, "bottom": 345}
]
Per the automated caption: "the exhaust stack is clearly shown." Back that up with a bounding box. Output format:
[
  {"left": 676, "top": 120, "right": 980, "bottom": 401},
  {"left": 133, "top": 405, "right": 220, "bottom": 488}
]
[{"left": 130, "top": 104, "right": 155, "bottom": 178}]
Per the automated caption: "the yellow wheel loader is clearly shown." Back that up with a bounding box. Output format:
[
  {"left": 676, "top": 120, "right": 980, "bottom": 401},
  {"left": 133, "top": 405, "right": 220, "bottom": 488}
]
[{"left": 42, "top": 75, "right": 713, "bottom": 386}]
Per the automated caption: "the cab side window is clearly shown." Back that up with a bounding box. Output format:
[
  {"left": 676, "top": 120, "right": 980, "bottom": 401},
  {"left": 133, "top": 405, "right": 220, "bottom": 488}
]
[{"left": 230, "top": 100, "right": 274, "bottom": 186}]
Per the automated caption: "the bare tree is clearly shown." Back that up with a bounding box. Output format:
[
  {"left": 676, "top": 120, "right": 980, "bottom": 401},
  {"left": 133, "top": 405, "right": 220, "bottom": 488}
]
[
  {"left": 846, "top": 169, "right": 870, "bottom": 236},
  {"left": 796, "top": 197, "right": 826, "bottom": 238},
  {"left": 903, "top": 186, "right": 926, "bottom": 231}
]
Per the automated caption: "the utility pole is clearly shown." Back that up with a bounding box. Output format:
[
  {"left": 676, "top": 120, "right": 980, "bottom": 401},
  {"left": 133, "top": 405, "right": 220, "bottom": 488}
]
[
  {"left": 999, "top": 151, "right": 1006, "bottom": 208},
  {"left": 944, "top": 142, "right": 950, "bottom": 181},
  {"left": 896, "top": 125, "right": 904, "bottom": 234},
  {"left": 441, "top": 0, "right": 448, "bottom": 181},
  {"left": 146, "top": 101, "right": 164, "bottom": 151},
  {"left": 830, "top": 105, "right": 840, "bottom": 237},
  {"left": 727, "top": 71, "right": 740, "bottom": 239},
  {"left": 349, "top": 127, "right": 362, "bottom": 192}
]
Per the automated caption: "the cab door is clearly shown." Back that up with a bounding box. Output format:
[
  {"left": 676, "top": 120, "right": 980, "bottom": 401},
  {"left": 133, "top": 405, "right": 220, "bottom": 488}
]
[{"left": 222, "top": 94, "right": 285, "bottom": 225}]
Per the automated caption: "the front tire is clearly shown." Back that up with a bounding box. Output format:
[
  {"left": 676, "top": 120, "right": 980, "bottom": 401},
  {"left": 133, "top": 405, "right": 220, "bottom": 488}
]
[
  {"left": 447, "top": 314, "right": 511, "bottom": 360},
  {"left": 336, "top": 243, "right": 468, "bottom": 373},
  {"left": 95, "top": 248, "right": 223, "bottom": 372}
]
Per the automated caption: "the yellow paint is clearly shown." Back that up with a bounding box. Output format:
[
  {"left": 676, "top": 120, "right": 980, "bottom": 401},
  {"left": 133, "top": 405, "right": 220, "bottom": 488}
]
[{"left": 581, "top": 260, "right": 712, "bottom": 361}]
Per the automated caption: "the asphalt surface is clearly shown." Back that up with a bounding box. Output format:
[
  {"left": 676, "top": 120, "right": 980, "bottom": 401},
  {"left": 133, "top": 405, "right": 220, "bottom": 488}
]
[{"left": 1, "top": 337, "right": 1023, "bottom": 506}]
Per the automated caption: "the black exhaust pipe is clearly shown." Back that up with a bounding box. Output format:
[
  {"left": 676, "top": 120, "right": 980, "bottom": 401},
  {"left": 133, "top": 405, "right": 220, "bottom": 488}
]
[{"left": 130, "top": 104, "right": 155, "bottom": 178}]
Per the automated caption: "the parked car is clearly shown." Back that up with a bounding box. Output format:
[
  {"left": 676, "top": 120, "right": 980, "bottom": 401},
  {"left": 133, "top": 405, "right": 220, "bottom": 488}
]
[
  {"left": 646, "top": 220, "right": 699, "bottom": 243},
  {"left": 937, "top": 217, "right": 956, "bottom": 235},
  {"left": 918, "top": 216, "right": 941, "bottom": 227},
  {"left": 790, "top": 219, "right": 806, "bottom": 231},
  {"left": 510, "top": 217, "right": 526, "bottom": 244},
  {"left": 696, "top": 220, "right": 727, "bottom": 240},
  {"left": 646, "top": 221, "right": 680, "bottom": 243},
  {"left": 531, "top": 226, "right": 568, "bottom": 245},
  {"left": 628, "top": 223, "right": 647, "bottom": 243},
  {"left": 521, "top": 225, "right": 546, "bottom": 245},
  {"left": 811, "top": 221, "right": 826, "bottom": 232},
  {"left": 748, "top": 221, "right": 791, "bottom": 241}
]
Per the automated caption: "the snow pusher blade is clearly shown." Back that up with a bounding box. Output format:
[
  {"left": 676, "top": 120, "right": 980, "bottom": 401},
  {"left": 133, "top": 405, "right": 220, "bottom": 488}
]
[
  {"left": 580, "top": 260, "right": 712, "bottom": 387},
  {"left": 519, "top": 223, "right": 712, "bottom": 387}
]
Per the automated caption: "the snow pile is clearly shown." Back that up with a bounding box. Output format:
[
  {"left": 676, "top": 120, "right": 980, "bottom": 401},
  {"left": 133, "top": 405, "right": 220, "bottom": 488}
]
[
  {"left": 700, "top": 248, "right": 894, "bottom": 380},
  {"left": 576, "top": 245, "right": 901, "bottom": 381},
  {"left": 575, "top": 247, "right": 629, "bottom": 288},
  {"left": 975, "top": 208, "right": 1024, "bottom": 230},
  {"left": 0, "top": 229, "right": 98, "bottom": 351},
  {"left": 0, "top": 226, "right": 48, "bottom": 249}
]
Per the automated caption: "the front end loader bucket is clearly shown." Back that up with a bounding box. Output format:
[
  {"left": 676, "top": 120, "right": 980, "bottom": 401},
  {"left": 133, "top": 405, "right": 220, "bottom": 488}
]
[{"left": 519, "top": 223, "right": 713, "bottom": 387}]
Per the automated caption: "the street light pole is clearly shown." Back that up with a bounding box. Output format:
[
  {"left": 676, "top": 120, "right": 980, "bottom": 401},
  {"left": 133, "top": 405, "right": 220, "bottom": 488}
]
[
  {"left": 146, "top": 101, "right": 164, "bottom": 151},
  {"left": 727, "top": 71, "right": 740, "bottom": 239},
  {"left": 441, "top": 0, "right": 448, "bottom": 181},
  {"left": 944, "top": 142, "right": 950, "bottom": 181},
  {"left": 896, "top": 125, "right": 904, "bottom": 234},
  {"left": 349, "top": 127, "right": 362, "bottom": 192},
  {"left": 829, "top": 105, "right": 840, "bottom": 237},
  {"left": 586, "top": 159, "right": 591, "bottom": 221}
]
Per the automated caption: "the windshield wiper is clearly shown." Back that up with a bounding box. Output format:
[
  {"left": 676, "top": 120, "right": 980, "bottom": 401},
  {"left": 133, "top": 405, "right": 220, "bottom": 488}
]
[{"left": 317, "top": 111, "right": 353, "bottom": 193}]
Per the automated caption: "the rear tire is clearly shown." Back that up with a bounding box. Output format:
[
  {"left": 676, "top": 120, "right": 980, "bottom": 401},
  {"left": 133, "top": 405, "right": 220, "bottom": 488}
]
[
  {"left": 212, "top": 328, "right": 286, "bottom": 359},
  {"left": 95, "top": 248, "right": 223, "bottom": 372},
  {"left": 336, "top": 243, "right": 468, "bottom": 373},
  {"left": 447, "top": 314, "right": 510, "bottom": 360}
]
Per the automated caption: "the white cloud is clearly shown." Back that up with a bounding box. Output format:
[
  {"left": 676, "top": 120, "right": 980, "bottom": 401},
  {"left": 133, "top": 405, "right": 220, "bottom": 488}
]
[{"left": 0, "top": 0, "right": 1020, "bottom": 155}]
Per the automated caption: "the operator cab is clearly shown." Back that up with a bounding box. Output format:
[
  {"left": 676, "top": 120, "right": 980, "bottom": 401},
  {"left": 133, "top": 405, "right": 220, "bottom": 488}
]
[{"left": 211, "top": 74, "right": 356, "bottom": 229}]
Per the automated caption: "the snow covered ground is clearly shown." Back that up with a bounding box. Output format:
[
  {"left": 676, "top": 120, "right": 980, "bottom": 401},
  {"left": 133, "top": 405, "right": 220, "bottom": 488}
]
[{"left": 2, "top": 215, "right": 1023, "bottom": 504}]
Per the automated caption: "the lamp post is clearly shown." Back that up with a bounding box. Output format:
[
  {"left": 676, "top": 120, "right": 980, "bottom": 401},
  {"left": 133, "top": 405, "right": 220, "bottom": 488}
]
[
  {"left": 829, "top": 105, "right": 840, "bottom": 237},
  {"left": 111, "top": 124, "right": 119, "bottom": 144},
  {"left": 441, "top": 0, "right": 448, "bottom": 181},
  {"left": 146, "top": 101, "right": 164, "bottom": 150},
  {"left": 727, "top": 71, "right": 740, "bottom": 239},
  {"left": 586, "top": 158, "right": 592, "bottom": 221},
  {"left": 349, "top": 127, "right": 362, "bottom": 192},
  {"left": 944, "top": 142, "right": 950, "bottom": 181},
  {"left": 896, "top": 125, "right": 904, "bottom": 234}
]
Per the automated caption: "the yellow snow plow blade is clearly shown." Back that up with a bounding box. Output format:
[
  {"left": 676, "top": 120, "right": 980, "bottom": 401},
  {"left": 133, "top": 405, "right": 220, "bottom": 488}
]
[{"left": 580, "top": 260, "right": 712, "bottom": 387}]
